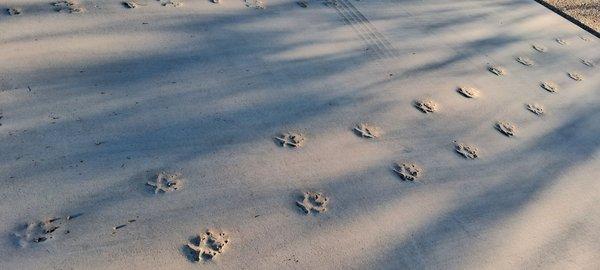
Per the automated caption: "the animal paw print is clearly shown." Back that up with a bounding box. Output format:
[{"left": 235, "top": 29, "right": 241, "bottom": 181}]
[
  {"left": 488, "top": 65, "right": 506, "bottom": 76},
  {"left": 555, "top": 38, "right": 567, "bottom": 45},
  {"left": 123, "top": 1, "right": 138, "bottom": 8},
  {"left": 540, "top": 81, "right": 558, "bottom": 93},
  {"left": 353, "top": 123, "right": 381, "bottom": 139},
  {"left": 456, "top": 86, "right": 479, "bottom": 98},
  {"left": 7, "top": 7, "right": 22, "bottom": 15},
  {"left": 245, "top": 0, "right": 265, "bottom": 9},
  {"left": 526, "top": 103, "right": 544, "bottom": 116},
  {"left": 567, "top": 72, "right": 583, "bottom": 81},
  {"left": 275, "top": 132, "right": 306, "bottom": 148},
  {"left": 187, "top": 229, "right": 230, "bottom": 262},
  {"left": 581, "top": 59, "right": 594, "bottom": 67},
  {"left": 516, "top": 56, "right": 535, "bottom": 66},
  {"left": 147, "top": 172, "right": 182, "bottom": 193},
  {"left": 453, "top": 141, "right": 479, "bottom": 159},
  {"left": 13, "top": 215, "right": 80, "bottom": 247},
  {"left": 392, "top": 162, "right": 422, "bottom": 181},
  {"left": 532, "top": 44, "right": 547, "bottom": 53},
  {"left": 160, "top": 0, "right": 182, "bottom": 7},
  {"left": 414, "top": 99, "right": 438, "bottom": 113},
  {"left": 52, "top": 0, "right": 85, "bottom": 13},
  {"left": 296, "top": 191, "right": 329, "bottom": 214},
  {"left": 495, "top": 121, "right": 516, "bottom": 137}
]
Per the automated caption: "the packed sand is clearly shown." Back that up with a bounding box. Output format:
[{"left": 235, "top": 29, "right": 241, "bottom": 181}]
[{"left": 1, "top": 0, "right": 599, "bottom": 269}]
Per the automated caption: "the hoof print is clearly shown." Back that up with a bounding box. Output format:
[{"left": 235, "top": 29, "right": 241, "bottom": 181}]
[
  {"left": 567, "top": 72, "right": 583, "bottom": 81},
  {"left": 456, "top": 86, "right": 479, "bottom": 98},
  {"left": 488, "top": 65, "right": 506, "bottom": 76},
  {"left": 526, "top": 103, "right": 544, "bottom": 116},
  {"left": 581, "top": 59, "right": 594, "bottom": 67},
  {"left": 275, "top": 132, "right": 306, "bottom": 148},
  {"left": 414, "top": 99, "right": 438, "bottom": 113},
  {"left": 147, "top": 172, "right": 182, "bottom": 193},
  {"left": 453, "top": 141, "right": 479, "bottom": 159},
  {"left": 516, "top": 56, "right": 534, "bottom": 66},
  {"left": 495, "top": 121, "right": 516, "bottom": 137},
  {"left": 392, "top": 162, "right": 422, "bottom": 181},
  {"left": 555, "top": 38, "right": 567, "bottom": 45},
  {"left": 296, "top": 191, "right": 329, "bottom": 214},
  {"left": 353, "top": 123, "right": 381, "bottom": 139},
  {"left": 52, "top": 1, "right": 85, "bottom": 13},
  {"left": 7, "top": 8, "right": 22, "bottom": 15},
  {"left": 187, "top": 229, "right": 230, "bottom": 262},
  {"left": 540, "top": 81, "right": 558, "bottom": 93},
  {"left": 532, "top": 44, "right": 547, "bottom": 52}
]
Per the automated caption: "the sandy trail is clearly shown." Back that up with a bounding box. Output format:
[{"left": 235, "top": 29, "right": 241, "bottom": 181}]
[{"left": 0, "top": 0, "right": 599, "bottom": 269}]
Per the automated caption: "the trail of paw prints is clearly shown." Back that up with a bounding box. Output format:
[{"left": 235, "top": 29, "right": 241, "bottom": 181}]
[
  {"left": 13, "top": 213, "right": 83, "bottom": 247},
  {"left": 540, "top": 81, "right": 559, "bottom": 93},
  {"left": 567, "top": 72, "right": 583, "bottom": 81},
  {"left": 297, "top": 191, "right": 329, "bottom": 214},
  {"left": 495, "top": 121, "right": 516, "bottom": 137},
  {"left": 353, "top": 123, "right": 381, "bottom": 139},
  {"left": 392, "top": 162, "right": 422, "bottom": 181},
  {"left": 186, "top": 229, "right": 230, "bottom": 262},
  {"left": 147, "top": 171, "right": 183, "bottom": 194},
  {"left": 456, "top": 86, "right": 479, "bottom": 98},
  {"left": 275, "top": 132, "right": 306, "bottom": 148},
  {"left": 488, "top": 65, "right": 506, "bottom": 76},
  {"left": 515, "top": 56, "right": 535, "bottom": 66},
  {"left": 526, "top": 103, "right": 544, "bottom": 116},
  {"left": 52, "top": 0, "right": 85, "bottom": 13},
  {"left": 453, "top": 141, "right": 479, "bottom": 159},
  {"left": 414, "top": 99, "right": 438, "bottom": 113},
  {"left": 532, "top": 44, "right": 547, "bottom": 53},
  {"left": 7, "top": 7, "right": 22, "bottom": 15}
]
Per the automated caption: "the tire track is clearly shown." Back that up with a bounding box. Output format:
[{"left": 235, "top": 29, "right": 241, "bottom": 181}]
[{"left": 325, "top": 0, "right": 398, "bottom": 59}]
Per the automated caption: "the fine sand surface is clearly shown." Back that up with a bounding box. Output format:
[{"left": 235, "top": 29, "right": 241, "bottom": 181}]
[{"left": 1, "top": 0, "right": 599, "bottom": 269}]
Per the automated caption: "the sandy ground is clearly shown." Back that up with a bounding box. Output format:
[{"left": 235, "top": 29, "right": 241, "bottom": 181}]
[
  {"left": 0, "top": 0, "right": 599, "bottom": 269},
  {"left": 542, "top": 0, "right": 600, "bottom": 32}
]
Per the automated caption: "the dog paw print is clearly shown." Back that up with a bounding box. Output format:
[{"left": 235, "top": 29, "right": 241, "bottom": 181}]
[
  {"left": 147, "top": 172, "right": 182, "bottom": 193},
  {"left": 488, "top": 65, "right": 506, "bottom": 76},
  {"left": 495, "top": 121, "right": 516, "bottom": 137},
  {"left": 540, "top": 81, "right": 558, "bottom": 93},
  {"left": 516, "top": 56, "right": 535, "bottom": 66},
  {"left": 12, "top": 214, "right": 80, "bottom": 247},
  {"left": 52, "top": 0, "right": 85, "bottom": 13},
  {"left": 532, "top": 44, "right": 547, "bottom": 53},
  {"left": 453, "top": 141, "right": 479, "bottom": 159},
  {"left": 456, "top": 86, "right": 479, "bottom": 98},
  {"left": 186, "top": 229, "right": 230, "bottom": 262},
  {"left": 275, "top": 132, "right": 306, "bottom": 148},
  {"left": 296, "top": 191, "right": 329, "bottom": 214},
  {"left": 567, "top": 72, "right": 583, "bottom": 81},
  {"left": 353, "top": 123, "right": 381, "bottom": 139},
  {"left": 392, "top": 162, "right": 422, "bottom": 181},
  {"left": 526, "top": 103, "right": 544, "bottom": 116},
  {"left": 414, "top": 99, "right": 438, "bottom": 113}
]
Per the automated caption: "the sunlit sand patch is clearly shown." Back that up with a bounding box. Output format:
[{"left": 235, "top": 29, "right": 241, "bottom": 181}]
[
  {"left": 392, "top": 162, "right": 422, "bottom": 181},
  {"left": 456, "top": 86, "right": 479, "bottom": 98},
  {"left": 495, "top": 121, "right": 517, "bottom": 137},
  {"left": 297, "top": 191, "right": 329, "bottom": 214},
  {"left": 187, "top": 229, "right": 230, "bottom": 262},
  {"left": 526, "top": 103, "right": 544, "bottom": 116}
]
